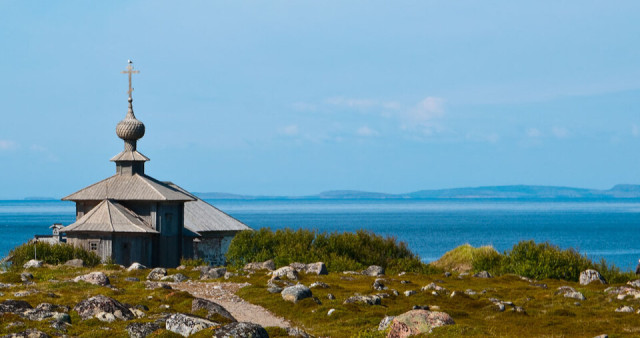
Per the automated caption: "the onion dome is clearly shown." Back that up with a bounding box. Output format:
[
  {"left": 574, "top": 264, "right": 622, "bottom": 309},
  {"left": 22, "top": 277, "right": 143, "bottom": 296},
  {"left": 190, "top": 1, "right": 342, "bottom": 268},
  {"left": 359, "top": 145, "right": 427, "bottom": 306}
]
[{"left": 116, "top": 97, "right": 145, "bottom": 141}]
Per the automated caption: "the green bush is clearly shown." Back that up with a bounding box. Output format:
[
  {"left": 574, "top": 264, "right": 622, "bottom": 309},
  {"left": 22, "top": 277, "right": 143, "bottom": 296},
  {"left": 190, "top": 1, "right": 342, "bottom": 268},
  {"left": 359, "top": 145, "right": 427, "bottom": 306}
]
[
  {"left": 472, "top": 240, "right": 634, "bottom": 282},
  {"left": 8, "top": 242, "right": 101, "bottom": 268},
  {"left": 180, "top": 258, "right": 207, "bottom": 267},
  {"left": 226, "top": 228, "right": 439, "bottom": 274}
]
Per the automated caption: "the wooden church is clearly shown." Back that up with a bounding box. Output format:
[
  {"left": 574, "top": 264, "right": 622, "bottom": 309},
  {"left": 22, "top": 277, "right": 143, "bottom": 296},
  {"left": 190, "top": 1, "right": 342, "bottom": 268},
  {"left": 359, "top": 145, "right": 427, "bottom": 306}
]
[{"left": 61, "top": 62, "right": 251, "bottom": 268}]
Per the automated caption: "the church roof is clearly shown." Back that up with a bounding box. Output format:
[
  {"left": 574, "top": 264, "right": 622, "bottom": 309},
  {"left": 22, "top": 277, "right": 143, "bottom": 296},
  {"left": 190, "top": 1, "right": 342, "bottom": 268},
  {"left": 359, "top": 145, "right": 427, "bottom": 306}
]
[
  {"left": 110, "top": 150, "right": 150, "bottom": 162},
  {"left": 62, "top": 200, "right": 158, "bottom": 233},
  {"left": 167, "top": 183, "right": 252, "bottom": 234},
  {"left": 62, "top": 174, "right": 196, "bottom": 201}
]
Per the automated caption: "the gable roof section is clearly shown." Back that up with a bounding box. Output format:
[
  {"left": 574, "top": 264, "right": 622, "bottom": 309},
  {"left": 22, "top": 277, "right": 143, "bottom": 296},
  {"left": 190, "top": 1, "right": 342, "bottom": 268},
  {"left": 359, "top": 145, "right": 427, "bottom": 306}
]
[
  {"left": 166, "top": 183, "right": 253, "bottom": 234},
  {"left": 62, "top": 200, "right": 158, "bottom": 233},
  {"left": 110, "top": 150, "right": 150, "bottom": 162},
  {"left": 62, "top": 174, "right": 195, "bottom": 201}
]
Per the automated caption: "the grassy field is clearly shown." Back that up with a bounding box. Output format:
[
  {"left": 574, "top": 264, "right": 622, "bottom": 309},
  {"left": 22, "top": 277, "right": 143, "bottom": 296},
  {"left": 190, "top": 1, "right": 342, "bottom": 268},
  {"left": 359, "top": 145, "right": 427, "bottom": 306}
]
[{"left": 236, "top": 270, "right": 640, "bottom": 337}]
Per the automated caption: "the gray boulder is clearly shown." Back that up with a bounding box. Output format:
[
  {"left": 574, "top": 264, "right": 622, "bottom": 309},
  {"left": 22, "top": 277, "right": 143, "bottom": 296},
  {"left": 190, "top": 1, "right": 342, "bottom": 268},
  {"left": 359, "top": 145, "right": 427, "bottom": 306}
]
[
  {"left": 615, "top": 305, "right": 634, "bottom": 313},
  {"left": 200, "top": 267, "right": 227, "bottom": 280},
  {"left": 244, "top": 260, "right": 276, "bottom": 271},
  {"left": 144, "top": 281, "right": 172, "bottom": 290},
  {"left": 127, "top": 262, "right": 147, "bottom": 271},
  {"left": 73, "top": 271, "right": 110, "bottom": 286},
  {"left": 281, "top": 284, "right": 312, "bottom": 303},
  {"left": 372, "top": 278, "right": 386, "bottom": 291},
  {"left": 64, "top": 259, "right": 84, "bottom": 267},
  {"left": 564, "top": 291, "right": 586, "bottom": 301},
  {"left": 213, "top": 322, "right": 268, "bottom": 338},
  {"left": 147, "top": 268, "right": 167, "bottom": 280},
  {"left": 473, "top": 271, "right": 492, "bottom": 278},
  {"left": 162, "top": 273, "right": 189, "bottom": 283},
  {"left": 126, "top": 322, "right": 162, "bottom": 338},
  {"left": 580, "top": 269, "right": 606, "bottom": 285},
  {"left": 304, "top": 262, "right": 328, "bottom": 275},
  {"left": 125, "top": 277, "right": 140, "bottom": 282},
  {"left": 362, "top": 265, "right": 384, "bottom": 276},
  {"left": 0, "top": 300, "right": 33, "bottom": 314},
  {"left": 343, "top": 294, "right": 381, "bottom": 305},
  {"left": 387, "top": 310, "right": 455, "bottom": 336},
  {"left": 23, "top": 260, "right": 42, "bottom": 269},
  {"left": 627, "top": 280, "right": 640, "bottom": 288},
  {"left": 73, "top": 295, "right": 134, "bottom": 320},
  {"left": 1, "top": 329, "right": 49, "bottom": 338},
  {"left": 310, "top": 281, "right": 329, "bottom": 289},
  {"left": 192, "top": 298, "right": 236, "bottom": 322},
  {"left": 271, "top": 266, "right": 299, "bottom": 280},
  {"left": 165, "top": 313, "right": 217, "bottom": 337}
]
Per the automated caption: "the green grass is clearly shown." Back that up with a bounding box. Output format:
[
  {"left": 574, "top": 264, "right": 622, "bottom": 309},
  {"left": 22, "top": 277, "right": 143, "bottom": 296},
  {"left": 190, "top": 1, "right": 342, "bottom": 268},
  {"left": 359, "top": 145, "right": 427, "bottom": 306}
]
[
  {"left": 8, "top": 242, "right": 101, "bottom": 268},
  {"left": 226, "top": 228, "right": 440, "bottom": 274},
  {"left": 431, "top": 244, "right": 499, "bottom": 273}
]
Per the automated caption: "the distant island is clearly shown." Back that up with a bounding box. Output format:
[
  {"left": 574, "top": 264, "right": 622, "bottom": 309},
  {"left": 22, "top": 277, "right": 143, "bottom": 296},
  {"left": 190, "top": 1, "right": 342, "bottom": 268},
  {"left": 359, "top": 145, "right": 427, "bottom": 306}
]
[{"left": 194, "top": 184, "right": 640, "bottom": 200}]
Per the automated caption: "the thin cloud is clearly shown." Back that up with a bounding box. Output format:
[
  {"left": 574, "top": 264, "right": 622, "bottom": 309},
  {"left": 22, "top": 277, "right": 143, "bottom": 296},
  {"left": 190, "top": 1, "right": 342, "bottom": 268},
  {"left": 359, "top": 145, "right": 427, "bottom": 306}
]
[
  {"left": 552, "top": 126, "right": 569, "bottom": 139},
  {"left": 279, "top": 125, "right": 299, "bottom": 136},
  {"left": 400, "top": 97, "right": 446, "bottom": 135},
  {"left": 0, "top": 140, "right": 16, "bottom": 150},
  {"left": 632, "top": 124, "right": 640, "bottom": 137},
  {"left": 356, "top": 126, "right": 379, "bottom": 137},
  {"left": 526, "top": 128, "right": 542, "bottom": 138}
]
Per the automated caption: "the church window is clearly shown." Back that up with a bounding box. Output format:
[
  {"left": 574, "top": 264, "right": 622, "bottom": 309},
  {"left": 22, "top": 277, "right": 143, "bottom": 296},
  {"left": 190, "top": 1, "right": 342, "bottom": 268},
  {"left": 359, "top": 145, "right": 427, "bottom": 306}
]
[{"left": 89, "top": 241, "right": 98, "bottom": 251}]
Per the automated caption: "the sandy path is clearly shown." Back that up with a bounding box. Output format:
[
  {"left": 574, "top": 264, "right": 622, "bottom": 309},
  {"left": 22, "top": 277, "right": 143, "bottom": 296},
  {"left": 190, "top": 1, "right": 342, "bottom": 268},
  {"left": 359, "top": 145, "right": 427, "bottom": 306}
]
[{"left": 170, "top": 281, "right": 292, "bottom": 329}]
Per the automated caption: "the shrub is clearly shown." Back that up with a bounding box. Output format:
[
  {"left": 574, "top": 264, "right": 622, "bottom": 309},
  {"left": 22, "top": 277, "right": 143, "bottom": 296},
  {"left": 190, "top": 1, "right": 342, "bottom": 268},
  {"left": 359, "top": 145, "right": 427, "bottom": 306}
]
[
  {"left": 180, "top": 258, "right": 207, "bottom": 267},
  {"left": 226, "top": 228, "right": 439, "bottom": 274},
  {"left": 433, "top": 243, "right": 499, "bottom": 273},
  {"left": 8, "top": 242, "right": 101, "bottom": 268},
  {"left": 470, "top": 240, "right": 634, "bottom": 283}
]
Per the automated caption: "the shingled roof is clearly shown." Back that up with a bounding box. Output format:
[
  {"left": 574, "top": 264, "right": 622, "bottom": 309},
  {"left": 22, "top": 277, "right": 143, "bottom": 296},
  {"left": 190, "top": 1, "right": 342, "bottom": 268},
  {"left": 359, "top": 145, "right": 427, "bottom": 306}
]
[
  {"left": 166, "top": 183, "right": 252, "bottom": 234},
  {"left": 62, "top": 174, "right": 195, "bottom": 201},
  {"left": 63, "top": 199, "right": 158, "bottom": 233}
]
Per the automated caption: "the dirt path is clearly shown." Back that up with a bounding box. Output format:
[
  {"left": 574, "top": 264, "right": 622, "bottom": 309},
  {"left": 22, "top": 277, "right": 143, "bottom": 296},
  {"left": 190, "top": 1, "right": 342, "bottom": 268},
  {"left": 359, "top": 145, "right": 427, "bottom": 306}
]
[{"left": 171, "top": 281, "right": 292, "bottom": 329}]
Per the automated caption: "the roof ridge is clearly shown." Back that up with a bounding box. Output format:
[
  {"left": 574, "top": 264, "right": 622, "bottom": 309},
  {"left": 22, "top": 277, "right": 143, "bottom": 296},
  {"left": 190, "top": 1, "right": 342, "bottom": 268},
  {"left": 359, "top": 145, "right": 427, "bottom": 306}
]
[
  {"left": 62, "top": 175, "right": 118, "bottom": 201},
  {"left": 135, "top": 174, "right": 166, "bottom": 200},
  {"left": 106, "top": 200, "right": 115, "bottom": 232},
  {"left": 111, "top": 201, "right": 153, "bottom": 232}
]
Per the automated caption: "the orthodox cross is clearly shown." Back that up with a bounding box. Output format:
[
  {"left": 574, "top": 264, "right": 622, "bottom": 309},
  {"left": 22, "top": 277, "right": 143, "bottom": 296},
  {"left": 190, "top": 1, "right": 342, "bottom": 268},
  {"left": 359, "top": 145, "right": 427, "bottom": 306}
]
[{"left": 121, "top": 60, "right": 140, "bottom": 98}]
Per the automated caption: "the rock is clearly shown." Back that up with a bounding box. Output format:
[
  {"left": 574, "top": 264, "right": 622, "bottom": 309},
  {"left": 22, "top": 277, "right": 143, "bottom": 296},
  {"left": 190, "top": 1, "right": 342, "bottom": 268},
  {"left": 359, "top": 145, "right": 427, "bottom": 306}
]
[
  {"left": 165, "top": 313, "right": 218, "bottom": 337},
  {"left": 343, "top": 294, "right": 381, "bottom": 305},
  {"left": 49, "top": 320, "right": 70, "bottom": 332},
  {"left": 627, "top": 280, "right": 640, "bottom": 288},
  {"left": 387, "top": 309, "right": 455, "bottom": 337},
  {"left": 224, "top": 272, "right": 238, "bottom": 279},
  {"left": 495, "top": 303, "right": 506, "bottom": 312},
  {"left": 14, "top": 290, "right": 37, "bottom": 297},
  {"left": 162, "top": 273, "right": 188, "bottom": 282},
  {"left": 73, "top": 295, "right": 134, "bottom": 320},
  {"left": 464, "top": 289, "right": 477, "bottom": 296},
  {"left": 244, "top": 260, "right": 276, "bottom": 271},
  {"left": 213, "top": 322, "right": 268, "bottom": 338},
  {"left": 564, "top": 291, "right": 586, "bottom": 301},
  {"left": 378, "top": 315, "right": 395, "bottom": 331},
  {"left": 473, "top": 271, "right": 492, "bottom": 278},
  {"left": 147, "top": 268, "right": 167, "bottom": 280},
  {"left": 513, "top": 306, "right": 526, "bottom": 314},
  {"left": 144, "top": 281, "right": 172, "bottom": 290},
  {"left": 286, "top": 327, "right": 312, "bottom": 338},
  {"left": 412, "top": 305, "right": 429, "bottom": 310},
  {"left": 23, "top": 260, "right": 42, "bottom": 269},
  {"left": 281, "top": 284, "right": 312, "bottom": 303},
  {"left": 362, "top": 265, "right": 385, "bottom": 276},
  {"left": 130, "top": 309, "right": 145, "bottom": 318},
  {"left": 200, "top": 267, "right": 227, "bottom": 280},
  {"left": 267, "top": 285, "right": 283, "bottom": 294},
  {"left": 373, "top": 278, "right": 386, "bottom": 291},
  {"left": 615, "top": 305, "right": 634, "bottom": 313},
  {"left": 1, "top": 329, "right": 50, "bottom": 338},
  {"left": 96, "top": 311, "right": 117, "bottom": 323},
  {"left": 530, "top": 283, "right": 548, "bottom": 289},
  {"left": 127, "top": 262, "right": 147, "bottom": 271},
  {"left": 327, "top": 293, "right": 336, "bottom": 300},
  {"left": 579, "top": 269, "right": 606, "bottom": 285},
  {"left": 21, "top": 306, "right": 70, "bottom": 323},
  {"left": 125, "top": 277, "right": 140, "bottom": 282},
  {"left": 192, "top": 298, "right": 236, "bottom": 322},
  {"left": 404, "top": 290, "right": 416, "bottom": 297},
  {"left": 392, "top": 289, "right": 400, "bottom": 296},
  {"left": 327, "top": 308, "right": 336, "bottom": 316},
  {"left": 421, "top": 282, "right": 446, "bottom": 293},
  {"left": 0, "top": 283, "right": 15, "bottom": 289},
  {"left": 305, "top": 262, "right": 328, "bottom": 275},
  {"left": 444, "top": 272, "right": 452, "bottom": 277},
  {"left": 73, "top": 271, "right": 110, "bottom": 286},
  {"left": 310, "top": 281, "right": 329, "bottom": 289},
  {"left": 593, "top": 335, "right": 608, "bottom": 338},
  {"left": 271, "top": 266, "right": 299, "bottom": 280},
  {"left": 64, "top": 259, "right": 84, "bottom": 267},
  {"left": 555, "top": 286, "right": 577, "bottom": 295},
  {"left": 20, "top": 273, "right": 33, "bottom": 283},
  {"left": 126, "top": 322, "right": 161, "bottom": 338},
  {"left": 0, "top": 300, "right": 33, "bottom": 314}
]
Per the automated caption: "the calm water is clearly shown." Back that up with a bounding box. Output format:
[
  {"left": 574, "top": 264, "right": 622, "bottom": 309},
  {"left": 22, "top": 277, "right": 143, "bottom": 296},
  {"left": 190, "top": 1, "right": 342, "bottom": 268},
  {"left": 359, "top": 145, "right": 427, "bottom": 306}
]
[{"left": 2, "top": 199, "right": 640, "bottom": 271}]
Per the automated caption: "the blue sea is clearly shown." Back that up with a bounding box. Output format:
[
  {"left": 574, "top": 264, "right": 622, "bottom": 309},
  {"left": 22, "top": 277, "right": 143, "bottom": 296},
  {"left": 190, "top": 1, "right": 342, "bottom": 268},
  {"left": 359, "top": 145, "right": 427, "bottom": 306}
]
[{"left": 2, "top": 199, "right": 640, "bottom": 271}]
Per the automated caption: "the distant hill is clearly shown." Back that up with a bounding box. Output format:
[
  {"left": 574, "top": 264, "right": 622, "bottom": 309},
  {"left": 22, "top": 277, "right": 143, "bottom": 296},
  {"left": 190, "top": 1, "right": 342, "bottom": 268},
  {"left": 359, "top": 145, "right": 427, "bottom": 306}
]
[{"left": 195, "top": 184, "right": 640, "bottom": 200}]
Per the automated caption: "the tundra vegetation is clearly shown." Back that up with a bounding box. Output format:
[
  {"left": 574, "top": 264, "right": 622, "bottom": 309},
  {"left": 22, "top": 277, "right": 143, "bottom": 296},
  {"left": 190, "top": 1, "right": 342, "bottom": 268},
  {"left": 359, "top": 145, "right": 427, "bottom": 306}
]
[{"left": 0, "top": 231, "right": 638, "bottom": 337}]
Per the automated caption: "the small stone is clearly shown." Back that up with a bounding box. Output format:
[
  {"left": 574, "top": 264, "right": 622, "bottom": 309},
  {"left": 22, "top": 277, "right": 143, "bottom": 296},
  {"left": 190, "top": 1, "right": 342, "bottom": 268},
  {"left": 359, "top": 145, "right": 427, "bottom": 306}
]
[
  {"left": 271, "top": 266, "right": 298, "bottom": 281},
  {"left": 378, "top": 315, "right": 395, "bottom": 330},
  {"left": 244, "top": 260, "right": 276, "bottom": 271},
  {"left": 281, "top": 284, "right": 312, "bottom": 303},
  {"left": 310, "top": 281, "right": 329, "bottom": 289},
  {"left": 213, "top": 322, "right": 268, "bottom": 338},
  {"left": 23, "top": 260, "right": 43, "bottom": 269},
  {"left": 73, "top": 272, "right": 110, "bottom": 286},
  {"left": 343, "top": 294, "right": 381, "bottom": 305},
  {"left": 20, "top": 273, "right": 33, "bottom": 282},
  {"left": 473, "top": 271, "right": 492, "bottom": 278},
  {"left": 127, "top": 322, "right": 162, "bottom": 338},
  {"left": 444, "top": 271, "right": 452, "bottom": 277},
  {"left": 362, "top": 265, "right": 385, "bottom": 276},
  {"left": 404, "top": 290, "right": 416, "bottom": 297},
  {"left": 127, "top": 262, "right": 147, "bottom": 271},
  {"left": 615, "top": 305, "right": 634, "bottom": 313},
  {"left": 124, "top": 277, "right": 140, "bottom": 282},
  {"left": 327, "top": 293, "right": 336, "bottom": 300},
  {"left": 372, "top": 279, "right": 386, "bottom": 291},
  {"left": 387, "top": 310, "right": 454, "bottom": 336},
  {"left": 564, "top": 291, "right": 586, "bottom": 301},
  {"left": 392, "top": 289, "right": 399, "bottom": 296},
  {"left": 165, "top": 313, "right": 217, "bottom": 337},
  {"left": 496, "top": 303, "right": 505, "bottom": 312},
  {"left": 464, "top": 289, "right": 476, "bottom": 296},
  {"left": 64, "top": 259, "right": 84, "bottom": 267},
  {"left": 327, "top": 308, "right": 335, "bottom": 316},
  {"left": 147, "top": 267, "right": 167, "bottom": 280}
]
